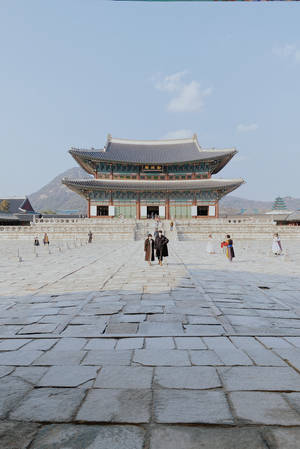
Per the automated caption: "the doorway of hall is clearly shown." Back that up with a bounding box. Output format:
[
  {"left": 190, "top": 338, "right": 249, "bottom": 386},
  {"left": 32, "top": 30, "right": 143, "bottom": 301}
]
[{"left": 147, "top": 205, "right": 159, "bottom": 219}]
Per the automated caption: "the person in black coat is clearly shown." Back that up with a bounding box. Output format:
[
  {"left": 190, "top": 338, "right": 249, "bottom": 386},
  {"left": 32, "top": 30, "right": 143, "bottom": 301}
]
[{"left": 154, "top": 230, "right": 169, "bottom": 266}]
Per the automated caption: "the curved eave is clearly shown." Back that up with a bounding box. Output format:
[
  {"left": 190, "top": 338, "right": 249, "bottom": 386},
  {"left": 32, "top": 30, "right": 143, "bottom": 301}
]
[
  {"left": 69, "top": 148, "right": 237, "bottom": 171},
  {"left": 62, "top": 178, "right": 245, "bottom": 198},
  {"left": 69, "top": 151, "right": 96, "bottom": 175}
]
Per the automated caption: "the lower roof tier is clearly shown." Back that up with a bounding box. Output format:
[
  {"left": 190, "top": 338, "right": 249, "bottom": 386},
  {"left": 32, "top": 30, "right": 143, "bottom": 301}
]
[{"left": 62, "top": 177, "right": 244, "bottom": 197}]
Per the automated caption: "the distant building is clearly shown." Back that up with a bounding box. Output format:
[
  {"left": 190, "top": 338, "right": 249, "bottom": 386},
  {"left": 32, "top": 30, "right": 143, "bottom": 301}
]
[
  {"left": 272, "top": 197, "right": 287, "bottom": 210},
  {"left": 62, "top": 134, "right": 244, "bottom": 219},
  {"left": 0, "top": 197, "right": 36, "bottom": 226}
]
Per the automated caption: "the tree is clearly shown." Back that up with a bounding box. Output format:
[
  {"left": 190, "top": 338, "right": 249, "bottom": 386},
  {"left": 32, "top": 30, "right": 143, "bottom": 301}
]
[{"left": 0, "top": 200, "right": 9, "bottom": 212}]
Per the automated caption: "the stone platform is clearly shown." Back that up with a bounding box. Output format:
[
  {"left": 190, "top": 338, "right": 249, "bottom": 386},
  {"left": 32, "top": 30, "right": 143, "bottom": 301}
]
[{"left": 1, "top": 239, "right": 300, "bottom": 448}]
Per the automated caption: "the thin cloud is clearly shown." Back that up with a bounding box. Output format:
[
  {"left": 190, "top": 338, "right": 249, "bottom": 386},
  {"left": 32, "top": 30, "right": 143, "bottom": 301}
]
[
  {"left": 153, "top": 71, "right": 212, "bottom": 113},
  {"left": 163, "top": 129, "right": 193, "bottom": 139},
  {"left": 272, "top": 44, "right": 300, "bottom": 63},
  {"left": 237, "top": 123, "right": 258, "bottom": 133}
]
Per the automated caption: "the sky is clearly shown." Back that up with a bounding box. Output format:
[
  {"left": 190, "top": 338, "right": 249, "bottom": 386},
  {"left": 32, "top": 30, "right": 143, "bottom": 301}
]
[{"left": 0, "top": 1, "right": 299, "bottom": 201}]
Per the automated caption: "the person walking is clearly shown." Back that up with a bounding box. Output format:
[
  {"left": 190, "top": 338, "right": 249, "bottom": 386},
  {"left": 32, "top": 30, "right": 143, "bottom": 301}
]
[
  {"left": 206, "top": 234, "right": 215, "bottom": 254},
  {"left": 144, "top": 233, "right": 155, "bottom": 266},
  {"left": 154, "top": 230, "right": 169, "bottom": 266},
  {"left": 272, "top": 233, "right": 282, "bottom": 255},
  {"left": 224, "top": 234, "right": 235, "bottom": 262},
  {"left": 170, "top": 221, "right": 174, "bottom": 232},
  {"left": 43, "top": 233, "right": 49, "bottom": 245},
  {"left": 34, "top": 236, "right": 40, "bottom": 246},
  {"left": 88, "top": 230, "right": 93, "bottom": 243}
]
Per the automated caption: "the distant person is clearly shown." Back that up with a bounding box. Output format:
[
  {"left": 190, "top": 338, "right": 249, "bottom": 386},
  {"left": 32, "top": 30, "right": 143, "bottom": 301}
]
[
  {"left": 34, "top": 236, "right": 39, "bottom": 246},
  {"left": 88, "top": 230, "right": 93, "bottom": 243},
  {"left": 170, "top": 221, "right": 174, "bottom": 231},
  {"left": 43, "top": 233, "right": 49, "bottom": 245},
  {"left": 224, "top": 234, "right": 235, "bottom": 262},
  {"left": 155, "top": 230, "right": 169, "bottom": 266},
  {"left": 206, "top": 234, "right": 215, "bottom": 254},
  {"left": 272, "top": 233, "right": 282, "bottom": 255},
  {"left": 144, "top": 233, "right": 155, "bottom": 266}
]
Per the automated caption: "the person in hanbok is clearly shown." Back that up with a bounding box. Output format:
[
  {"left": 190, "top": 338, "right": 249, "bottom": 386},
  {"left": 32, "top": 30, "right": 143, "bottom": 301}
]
[
  {"left": 154, "top": 230, "right": 169, "bottom": 266},
  {"left": 34, "top": 236, "right": 40, "bottom": 246},
  {"left": 43, "top": 233, "right": 49, "bottom": 245},
  {"left": 272, "top": 233, "right": 282, "bottom": 255},
  {"left": 88, "top": 231, "right": 93, "bottom": 243},
  {"left": 144, "top": 233, "right": 155, "bottom": 266},
  {"left": 224, "top": 234, "right": 235, "bottom": 262},
  {"left": 206, "top": 234, "right": 215, "bottom": 254}
]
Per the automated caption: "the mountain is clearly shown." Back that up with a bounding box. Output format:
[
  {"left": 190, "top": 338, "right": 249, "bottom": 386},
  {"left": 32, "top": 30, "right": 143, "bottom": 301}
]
[
  {"left": 29, "top": 167, "right": 90, "bottom": 213},
  {"left": 29, "top": 167, "right": 300, "bottom": 215}
]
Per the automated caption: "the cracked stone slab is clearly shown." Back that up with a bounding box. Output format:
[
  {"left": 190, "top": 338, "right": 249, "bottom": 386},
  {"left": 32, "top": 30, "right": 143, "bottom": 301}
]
[
  {"left": 0, "top": 366, "right": 14, "bottom": 378},
  {"left": 264, "top": 428, "right": 300, "bottom": 449},
  {"left": 10, "top": 388, "right": 86, "bottom": 422},
  {"left": 0, "top": 350, "right": 42, "bottom": 366},
  {"left": 175, "top": 337, "right": 206, "bottom": 350},
  {"left": 154, "top": 366, "right": 221, "bottom": 390},
  {"left": 33, "top": 350, "right": 86, "bottom": 366},
  {"left": 0, "top": 421, "right": 39, "bottom": 449},
  {"left": 0, "top": 376, "right": 33, "bottom": 419},
  {"left": 82, "top": 350, "right": 132, "bottom": 366},
  {"left": 219, "top": 366, "right": 300, "bottom": 391},
  {"left": 30, "top": 424, "right": 145, "bottom": 449},
  {"left": 76, "top": 389, "right": 151, "bottom": 423},
  {"left": 116, "top": 338, "right": 144, "bottom": 350},
  {"left": 105, "top": 323, "right": 138, "bottom": 334},
  {"left": 14, "top": 367, "right": 48, "bottom": 384},
  {"left": 150, "top": 426, "right": 268, "bottom": 449},
  {"left": 38, "top": 366, "right": 98, "bottom": 387},
  {"left": 230, "top": 391, "right": 300, "bottom": 425},
  {"left": 0, "top": 339, "right": 31, "bottom": 350},
  {"left": 133, "top": 349, "right": 190, "bottom": 366},
  {"left": 95, "top": 366, "right": 153, "bottom": 389},
  {"left": 139, "top": 322, "right": 184, "bottom": 335},
  {"left": 154, "top": 390, "right": 233, "bottom": 424},
  {"left": 60, "top": 324, "right": 106, "bottom": 337}
]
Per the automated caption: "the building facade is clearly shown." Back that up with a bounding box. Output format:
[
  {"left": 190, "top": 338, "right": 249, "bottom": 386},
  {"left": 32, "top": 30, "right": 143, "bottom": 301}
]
[{"left": 63, "top": 134, "right": 244, "bottom": 219}]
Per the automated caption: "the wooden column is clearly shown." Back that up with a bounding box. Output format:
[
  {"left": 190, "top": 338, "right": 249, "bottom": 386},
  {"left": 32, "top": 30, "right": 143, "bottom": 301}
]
[
  {"left": 136, "top": 193, "right": 140, "bottom": 220},
  {"left": 166, "top": 194, "right": 170, "bottom": 220},
  {"left": 88, "top": 197, "right": 91, "bottom": 218},
  {"left": 192, "top": 192, "right": 197, "bottom": 219},
  {"left": 215, "top": 201, "right": 219, "bottom": 218}
]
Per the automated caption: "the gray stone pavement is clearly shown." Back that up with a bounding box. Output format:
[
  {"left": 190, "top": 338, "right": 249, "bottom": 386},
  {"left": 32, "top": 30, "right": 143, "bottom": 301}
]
[{"left": 1, "top": 239, "right": 300, "bottom": 447}]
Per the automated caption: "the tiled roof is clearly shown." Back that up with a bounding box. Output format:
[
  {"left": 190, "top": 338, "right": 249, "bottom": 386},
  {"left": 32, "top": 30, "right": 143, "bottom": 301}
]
[
  {"left": 62, "top": 178, "right": 244, "bottom": 192},
  {"left": 70, "top": 136, "right": 236, "bottom": 166},
  {"left": 0, "top": 198, "right": 35, "bottom": 215}
]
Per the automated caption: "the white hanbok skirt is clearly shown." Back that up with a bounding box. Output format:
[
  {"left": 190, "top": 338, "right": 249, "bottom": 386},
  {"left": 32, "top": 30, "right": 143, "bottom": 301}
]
[
  {"left": 206, "top": 240, "right": 215, "bottom": 254},
  {"left": 272, "top": 238, "right": 282, "bottom": 254}
]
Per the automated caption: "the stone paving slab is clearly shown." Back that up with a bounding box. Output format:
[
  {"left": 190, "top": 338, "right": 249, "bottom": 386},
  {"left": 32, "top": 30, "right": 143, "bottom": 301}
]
[
  {"left": 149, "top": 426, "right": 269, "bottom": 449},
  {"left": 29, "top": 424, "right": 145, "bottom": 449},
  {"left": 2, "top": 240, "right": 300, "bottom": 444},
  {"left": 153, "top": 390, "right": 233, "bottom": 423},
  {"left": 76, "top": 389, "right": 152, "bottom": 423}
]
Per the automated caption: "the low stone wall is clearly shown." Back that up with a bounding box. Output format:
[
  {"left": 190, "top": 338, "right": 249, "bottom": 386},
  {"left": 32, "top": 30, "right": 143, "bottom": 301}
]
[{"left": 0, "top": 217, "right": 299, "bottom": 241}]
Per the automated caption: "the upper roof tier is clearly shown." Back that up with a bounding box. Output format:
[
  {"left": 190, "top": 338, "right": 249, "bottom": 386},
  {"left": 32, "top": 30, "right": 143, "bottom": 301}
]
[{"left": 70, "top": 134, "right": 237, "bottom": 174}]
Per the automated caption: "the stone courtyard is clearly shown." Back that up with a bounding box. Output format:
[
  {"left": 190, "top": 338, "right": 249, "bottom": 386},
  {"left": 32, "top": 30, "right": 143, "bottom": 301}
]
[{"left": 1, "top": 238, "right": 300, "bottom": 448}]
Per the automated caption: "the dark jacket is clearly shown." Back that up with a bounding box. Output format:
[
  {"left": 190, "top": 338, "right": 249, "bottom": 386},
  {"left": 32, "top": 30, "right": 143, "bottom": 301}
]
[
  {"left": 154, "top": 235, "right": 169, "bottom": 257},
  {"left": 144, "top": 238, "right": 155, "bottom": 261}
]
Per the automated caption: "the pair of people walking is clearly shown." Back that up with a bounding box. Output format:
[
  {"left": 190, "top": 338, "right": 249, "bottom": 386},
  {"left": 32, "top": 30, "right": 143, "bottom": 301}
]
[{"left": 144, "top": 230, "right": 169, "bottom": 266}]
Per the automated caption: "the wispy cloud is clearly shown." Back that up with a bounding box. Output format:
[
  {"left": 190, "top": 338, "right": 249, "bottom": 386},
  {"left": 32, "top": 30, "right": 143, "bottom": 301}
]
[
  {"left": 163, "top": 129, "right": 193, "bottom": 139},
  {"left": 236, "top": 123, "right": 258, "bottom": 133},
  {"left": 272, "top": 44, "right": 300, "bottom": 63},
  {"left": 153, "top": 71, "right": 212, "bottom": 112}
]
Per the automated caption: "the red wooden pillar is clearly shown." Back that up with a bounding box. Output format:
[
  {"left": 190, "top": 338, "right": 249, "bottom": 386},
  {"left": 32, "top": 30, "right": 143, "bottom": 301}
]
[
  {"left": 88, "top": 197, "right": 91, "bottom": 218},
  {"left": 192, "top": 193, "right": 197, "bottom": 219},
  {"left": 136, "top": 193, "right": 140, "bottom": 220},
  {"left": 215, "top": 201, "right": 219, "bottom": 218},
  {"left": 166, "top": 194, "right": 170, "bottom": 220}
]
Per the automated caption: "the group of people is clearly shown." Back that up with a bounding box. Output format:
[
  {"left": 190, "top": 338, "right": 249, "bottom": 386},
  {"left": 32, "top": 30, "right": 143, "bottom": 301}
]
[
  {"left": 144, "top": 230, "right": 169, "bottom": 266},
  {"left": 34, "top": 233, "right": 49, "bottom": 246},
  {"left": 205, "top": 232, "right": 283, "bottom": 261}
]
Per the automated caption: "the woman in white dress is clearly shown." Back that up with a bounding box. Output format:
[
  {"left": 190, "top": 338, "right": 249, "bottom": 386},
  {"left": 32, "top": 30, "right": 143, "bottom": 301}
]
[
  {"left": 272, "top": 233, "right": 282, "bottom": 255},
  {"left": 206, "top": 234, "right": 215, "bottom": 254}
]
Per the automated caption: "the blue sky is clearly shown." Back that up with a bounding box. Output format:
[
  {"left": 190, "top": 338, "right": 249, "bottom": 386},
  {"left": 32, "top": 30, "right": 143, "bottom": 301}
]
[{"left": 0, "top": 1, "right": 299, "bottom": 200}]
